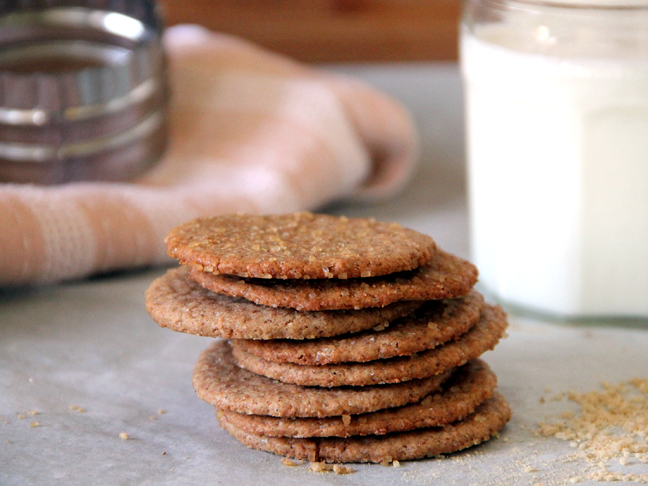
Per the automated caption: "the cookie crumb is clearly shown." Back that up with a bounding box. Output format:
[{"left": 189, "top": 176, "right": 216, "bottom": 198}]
[
  {"left": 28, "top": 410, "right": 38, "bottom": 416},
  {"left": 70, "top": 405, "right": 79, "bottom": 410},
  {"left": 309, "top": 462, "right": 328, "bottom": 472},
  {"left": 17, "top": 414, "right": 25, "bottom": 419},
  {"left": 392, "top": 460, "right": 401, "bottom": 468},
  {"left": 308, "top": 461, "right": 355, "bottom": 474},
  {"left": 282, "top": 457, "right": 298, "bottom": 467},
  {"left": 342, "top": 414, "right": 351, "bottom": 426},
  {"left": 538, "top": 378, "right": 648, "bottom": 483},
  {"left": 380, "top": 456, "right": 394, "bottom": 466},
  {"left": 119, "top": 432, "right": 129, "bottom": 440},
  {"left": 30, "top": 421, "right": 39, "bottom": 427},
  {"left": 332, "top": 465, "right": 355, "bottom": 475},
  {"left": 158, "top": 409, "right": 166, "bottom": 415},
  {"left": 162, "top": 452, "right": 166, "bottom": 455}
]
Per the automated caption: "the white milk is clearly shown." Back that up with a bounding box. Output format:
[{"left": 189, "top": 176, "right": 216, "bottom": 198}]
[{"left": 461, "top": 26, "right": 648, "bottom": 318}]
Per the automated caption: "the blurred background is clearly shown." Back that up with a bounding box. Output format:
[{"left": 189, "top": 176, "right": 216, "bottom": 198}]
[
  {"left": 157, "top": 0, "right": 469, "bottom": 256},
  {"left": 159, "top": 0, "right": 461, "bottom": 63}
]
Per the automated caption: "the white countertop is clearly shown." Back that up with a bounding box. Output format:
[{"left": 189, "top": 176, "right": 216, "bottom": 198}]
[{"left": 2, "top": 63, "right": 647, "bottom": 486}]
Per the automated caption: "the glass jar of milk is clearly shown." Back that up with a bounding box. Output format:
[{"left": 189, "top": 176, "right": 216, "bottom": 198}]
[{"left": 461, "top": 0, "right": 648, "bottom": 319}]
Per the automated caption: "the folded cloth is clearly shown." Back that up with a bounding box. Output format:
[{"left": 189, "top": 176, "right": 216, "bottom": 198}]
[{"left": 0, "top": 25, "right": 419, "bottom": 286}]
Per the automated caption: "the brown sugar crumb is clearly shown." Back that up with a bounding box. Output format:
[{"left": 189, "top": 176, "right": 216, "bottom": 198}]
[
  {"left": 332, "top": 465, "right": 355, "bottom": 475},
  {"left": 380, "top": 456, "right": 394, "bottom": 467},
  {"left": 309, "top": 462, "right": 354, "bottom": 474},
  {"left": 537, "top": 378, "right": 648, "bottom": 483},
  {"left": 282, "top": 457, "right": 298, "bottom": 467},
  {"left": 310, "top": 462, "right": 330, "bottom": 473}
]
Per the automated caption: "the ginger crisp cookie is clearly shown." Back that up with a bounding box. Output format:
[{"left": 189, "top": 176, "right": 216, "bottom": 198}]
[
  {"left": 216, "top": 359, "right": 497, "bottom": 438},
  {"left": 165, "top": 212, "right": 436, "bottom": 280},
  {"left": 190, "top": 249, "right": 478, "bottom": 311},
  {"left": 217, "top": 393, "right": 512, "bottom": 464},
  {"left": 230, "top": 304, "right": 508, "bottom": 387},
  {"left": 145, "top": 266, "right": 423, "bottom": 340},
  {"left": 232, "top": 290, "right": 484, "bottom": 365},
  {"left": 193, "top": 340, "right": 453, "bottom": 418}
]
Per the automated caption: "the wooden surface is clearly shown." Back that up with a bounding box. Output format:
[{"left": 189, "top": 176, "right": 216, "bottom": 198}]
[{"left": 159, "top": 0, "right": 461, "bottom": 62}]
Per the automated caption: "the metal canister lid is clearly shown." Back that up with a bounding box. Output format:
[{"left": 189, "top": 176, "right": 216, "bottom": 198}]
[{"left": 0, "top": 0, "right": 168, "bottom": 184}]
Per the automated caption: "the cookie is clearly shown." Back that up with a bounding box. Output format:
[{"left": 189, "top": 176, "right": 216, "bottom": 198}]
[
  {"left": 190, "top": 249, "right": 478, "bottom": 311},
  {"left": 232, "top": 290, "right": 484, "bottom": 364},
  {"left": 193, "top": 340, "right": 453, "bottom": 418},
  {"left": 217, "top": 392, "right": 511, "bottom": 463},
  {"left": 145, "top": 267, "right": 423, "bottom": 340},
  {"left": 166, "top": 212, "right": 436, "bottom": 280},
  {"left": 216, "top": 359, "right": 496, "bottom": 438},
  {"left": 230, "top": 304, "right": 507, "bottom": 387}
]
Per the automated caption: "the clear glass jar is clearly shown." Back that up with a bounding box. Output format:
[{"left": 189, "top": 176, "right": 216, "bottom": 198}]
[{"left": 460, "top": 0, "right": 648, "bottom": 320}]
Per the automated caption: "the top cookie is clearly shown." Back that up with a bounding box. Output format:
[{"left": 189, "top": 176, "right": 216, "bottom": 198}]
[{"left": 165, "top": 212, "right": 436, "bottom": 280}]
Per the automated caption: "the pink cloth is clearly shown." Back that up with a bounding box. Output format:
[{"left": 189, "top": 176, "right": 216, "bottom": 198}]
[{"left": 0, "top": 25, "right": 419, "bottom": 286}]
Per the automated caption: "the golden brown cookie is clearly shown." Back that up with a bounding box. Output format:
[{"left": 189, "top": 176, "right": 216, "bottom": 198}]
[
  {"left": 193, "top": 340, "right": 453, "bottom": 418},
  {"left": 232, "top": 290, "right": 484, "bottom": 364},
  {"left": 217, "top": 392, "right": 511, "bottom": 463},
  {"left": 145, "top": 267, "right": 423, "bottom": 340},
  {"left": 230, "top": 304, "right": 507, "bottom": 387},
  {"left": 190, "top": 249, "right": 478, "bottom": 311},
  {"left": 216, "top": 359, "right": 496, "bottom": 438},
  {"left": 166, "top": 212, "right": 436, "bottom": 280}
]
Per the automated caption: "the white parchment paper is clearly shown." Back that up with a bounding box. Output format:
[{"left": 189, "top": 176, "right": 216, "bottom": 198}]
[{"left": 2, "top": 64, "right": 647, "bottom": 486}]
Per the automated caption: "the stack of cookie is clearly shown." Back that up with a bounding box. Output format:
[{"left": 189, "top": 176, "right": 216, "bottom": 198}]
[{"left": 145, "top": 212, "right": 511, "bottom": 464}]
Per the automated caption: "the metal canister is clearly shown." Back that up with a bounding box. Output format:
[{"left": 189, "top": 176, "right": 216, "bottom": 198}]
[{"left": 0, "top": 0, "right": 168, "bottom": 184}]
